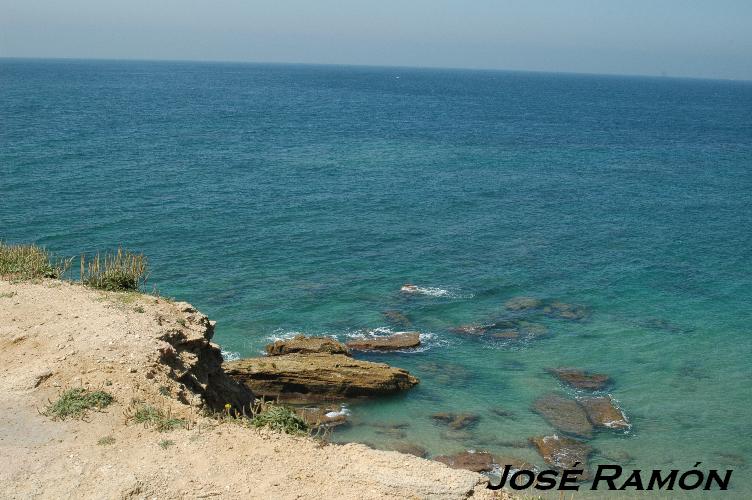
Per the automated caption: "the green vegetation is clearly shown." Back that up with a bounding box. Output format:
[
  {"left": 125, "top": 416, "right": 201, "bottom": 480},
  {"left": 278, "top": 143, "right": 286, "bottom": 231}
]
[
  {"left": 44, "top": 388, "right": 114, "bottom": 420},
  {"left": 158, "top": 439, "right": 175, "bottom": 449},
  {"left": 80, "top": 247, "right": 148, "bottom": 291},
  {"left": 97, "top": 436, "right": 116, "bottom": 446},
  {"left": 0, "top": 242, "right": 72, "bottom": 280},
  {"left": 250, "top": 404, "right": 308, "bottom": 435},
  {"left": 127, "top": 402, "right": 186, "bottom": 432}
]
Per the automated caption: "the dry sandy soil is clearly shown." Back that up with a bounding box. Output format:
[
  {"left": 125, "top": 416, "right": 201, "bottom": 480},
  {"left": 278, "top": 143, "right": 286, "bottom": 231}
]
[{"left": 0, "top": 279, "right": 508, "bottom": 500}]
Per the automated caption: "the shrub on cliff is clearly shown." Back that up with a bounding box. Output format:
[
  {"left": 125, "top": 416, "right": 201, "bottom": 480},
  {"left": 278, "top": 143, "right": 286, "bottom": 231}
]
[
  {"left": 251, "top": 405, "right": 308, "bottom": 435},
  {"left": 80, "top": 247, "right": 148, "bottom": 291},
  {"left": 44, "top": 388, "right": 114, "bottom": 420},
  {"left": 0, "top": 242, "right": 72, "bottom": 279}
]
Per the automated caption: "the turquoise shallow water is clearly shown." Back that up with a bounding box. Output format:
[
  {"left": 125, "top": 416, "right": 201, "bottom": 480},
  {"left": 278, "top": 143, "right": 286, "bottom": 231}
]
[{"left": 2, "top": 59, "right": 751, "bottom": 497}]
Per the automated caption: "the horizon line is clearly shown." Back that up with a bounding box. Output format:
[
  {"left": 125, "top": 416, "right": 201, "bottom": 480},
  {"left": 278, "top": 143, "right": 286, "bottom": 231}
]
[{"left": 1, "top": 55, "right": 749, "bottom": 84}]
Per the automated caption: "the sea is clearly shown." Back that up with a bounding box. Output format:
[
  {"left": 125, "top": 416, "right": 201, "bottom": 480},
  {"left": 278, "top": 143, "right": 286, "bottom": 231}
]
[{"left": 1, "top": 59, "right": 751, "bottom": 497}]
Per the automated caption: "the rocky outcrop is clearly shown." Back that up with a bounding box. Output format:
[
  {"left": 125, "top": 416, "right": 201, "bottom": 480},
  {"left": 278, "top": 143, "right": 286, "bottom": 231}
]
[
  {"left": 346, "top": 332, "right": 421, "bottom": 351},
  {"left": 224, "top": 353, "right": 419, "bottom": 401},
  {"left": 533, "top": 393, "right": 593, "bottom": 438},
  {"left": 434, "top": 451, "right": 495, "bottom": 473},
  {"left": 157, "top": 302, "right": 254, "bottom": 412},
  {"left": 580, "top": 397, "right": 630, "bottom": 430},
  {"left": 548, "top": 368, "right": 611, "bottom": 391},
  {"left": 530, "top": 435, "right": 591, "bottom": 474},
  {"left": 265, "top": 335, "right": 350, "bottom": 356}
]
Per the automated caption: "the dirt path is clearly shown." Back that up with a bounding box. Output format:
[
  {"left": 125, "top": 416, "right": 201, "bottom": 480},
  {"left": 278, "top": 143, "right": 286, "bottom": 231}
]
[{"left": 0, "top": 279, "right": 503, "bottom": 499}]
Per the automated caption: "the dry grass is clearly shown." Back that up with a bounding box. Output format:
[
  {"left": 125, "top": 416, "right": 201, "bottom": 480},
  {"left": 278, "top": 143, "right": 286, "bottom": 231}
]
[
  {"left": 0, "top": 242, "right": 72, "bottom": 280},
  {"left": 80, "top": 247, "right": 148, "bottom": 291}
]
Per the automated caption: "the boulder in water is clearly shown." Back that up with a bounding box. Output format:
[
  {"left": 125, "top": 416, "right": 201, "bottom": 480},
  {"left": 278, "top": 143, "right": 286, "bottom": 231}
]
[
  {"left": 530, "top": 435, "right": 591, "bottom": 475},
  {"left": 579, "top": 396, "right": 630, "bottom": 430},
  {"left": 532, "top": 393, "right": 593, "bottom": 439},
  {"left": 400, "top": 284, "right": 419, "bottom": 293},
  {"left": 294, "top": 406, "right": 350, "bottom": 428},
  {"left": 265, "top": 335, "right": 350, "bottom": 356},
  {"left": 346, "top": 332, "right": 421, "bottom": 351}
]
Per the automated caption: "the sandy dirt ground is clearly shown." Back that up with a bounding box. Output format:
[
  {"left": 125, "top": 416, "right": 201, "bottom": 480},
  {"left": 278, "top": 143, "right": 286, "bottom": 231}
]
[{"left": 0, "top": 279, "right": 508, "bottom": 500}]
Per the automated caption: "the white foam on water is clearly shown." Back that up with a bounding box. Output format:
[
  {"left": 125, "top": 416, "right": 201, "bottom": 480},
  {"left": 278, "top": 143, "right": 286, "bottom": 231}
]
[
  {"left": 325, "top": 404, "right": 351, "bottom": 418},
  {"left": 401, "top": 284, "right": 474, "bottom": 299},
  {"left": 221, "top": 350, "right": 241, "bottom": 362}
]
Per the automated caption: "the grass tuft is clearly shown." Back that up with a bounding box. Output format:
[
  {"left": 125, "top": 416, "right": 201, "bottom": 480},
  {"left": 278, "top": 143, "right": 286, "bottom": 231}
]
[
  {"left": 127, "top": 402, "right": 186, "bottom": 432},
  {"left": 44, "top": 388, "right": 114, "bottom": 420},
  {"left": 80, "top": 247, "right": 148, "bottom": 291},
  {"left": 250, "top": 404, "right": 308, "bottom": 435},
  {"left": 158, "top": 439, "right": 175, "bottom": 449},
  {"left": 97, "top": 436, "right": 116, "bottom": 446},
  {"left": 0, "top": 242, "right": 72, "bottom": 280}
]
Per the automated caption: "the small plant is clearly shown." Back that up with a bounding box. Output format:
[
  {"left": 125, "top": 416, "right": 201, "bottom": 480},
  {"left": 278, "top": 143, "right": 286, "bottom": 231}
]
[
  {"left": 126, "top": 401, "right": 186, "bottom": 432},
  {"left": 176, "top": 318, "right": 186, "bottom": 327},
  {"left": 43, "top": 388, "right": 114, "bottom": 420},
  {"left": 158, "top": 439, "right": 175, "bottom": 449},
  {"left": 0, "top": 291, "right": 16, "bottom": 298},
  {"left": 0, "top": 242, "right": 72, "bottom": 280},
  {"left": 133, "top": 305, "right": 145, "bottom": 313},
  {"left": 80, "top": 247, "right": 148, "bottom": 291},
  {"left": 97, "top": 436, "right": 116, "bottom": 446},
  {"left": 250, "top": 404, "right": 308, "bottom": 435}
]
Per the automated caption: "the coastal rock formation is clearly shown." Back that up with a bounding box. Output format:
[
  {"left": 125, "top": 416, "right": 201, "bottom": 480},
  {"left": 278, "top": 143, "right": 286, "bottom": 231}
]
[
  {"left": 532, "top": 393, "right": 593, "bottom": 439},
  {"left": 383, "top": 310, "right": 412, "bottom": 327},
  {"left": 435, "top": 451, "right": 496, "bottom": 473},
  {"left": 504, "top": 296, "right": 542, "bottom": 311},
  {"left": 580, "top": 396, "right": 630, "bottom": 430},
  {"left": 265, "top": 335, "right": 350, "bottom": 356},
  {"left": 158, "top": 302, "right": 254, "bottom": 411},
  {"left": 543, "top": 301, "right": 588, "bottom": 320},
  {"left": 432, "top": 412, "right": 480, "bottom": 430},
  {"left": 346, "top": 332, "right": 421, "bottom": 351},
  {"left": 224, "top": 353, "right": 419, "bottom": 401},
  {"left": 548, "top": 368, "right": 611, "bottom": 391},
  {"left": 530, "top": 435, "right": 592, "bottom": 473}
]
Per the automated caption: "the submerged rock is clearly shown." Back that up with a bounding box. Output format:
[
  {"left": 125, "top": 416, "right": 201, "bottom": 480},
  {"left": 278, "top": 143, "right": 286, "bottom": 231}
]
[
  {"left": 543, "top": 301, "right": 588, "bottom": 320},
  {"left": 400, "top": 284, "right": 419, "bottom": 293},
  {"left": 224, "top": 353, "right": 419, "bottom": 402},
  {"left": 432, "top": 412, "right": 480, "bottom": 430},
  {"left": 434, "top": 451, "right": 495, "bottom": 472},
  {"left": 391, "top": 442, "right": 428, "bottom": 458},
  {"left": 548, "top": 367, "right": 611, "bottom": 391},
  {"left": 491, "top": 329, "right": 520, "bottom": 340},
  {"left": 530, "top": 435, "right": 592, "bottom": 474},
  {"left": 449, "top": 324, "right": 487, "bottom": 336},
  {"left": 579, "top": 396, "right": 630, "bottom": 430},
  {"left": 504, "top": 296, "right": 543, "bottom": 311},
  {"left": 532, "top": 393, "right": 593, "bottom": 439},
  {"left": 382, "top": 310, "right": 412, "bottom": 328},
  {"left": 265, "top": 335, "right": 350, "bottom": 356},
  {"left": 346, "top": 332, "right": 421, "bottom": 351}
]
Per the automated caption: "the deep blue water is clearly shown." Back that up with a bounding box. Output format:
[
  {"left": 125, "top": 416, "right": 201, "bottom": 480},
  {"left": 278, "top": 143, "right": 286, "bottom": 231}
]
[{"left": 2, "top": 59, "right": 752, "bottom": 497}]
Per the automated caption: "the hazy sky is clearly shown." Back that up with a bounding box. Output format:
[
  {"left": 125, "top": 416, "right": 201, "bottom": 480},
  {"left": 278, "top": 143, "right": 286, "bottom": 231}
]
[{"left": 2, "top": 0, "right": 751, "bottom": 79}]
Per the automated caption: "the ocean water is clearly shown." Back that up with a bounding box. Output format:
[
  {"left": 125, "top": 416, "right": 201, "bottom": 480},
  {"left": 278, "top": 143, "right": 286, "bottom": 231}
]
[{"left": 2, "top": 59, "right": 751, "bottom": 497}]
